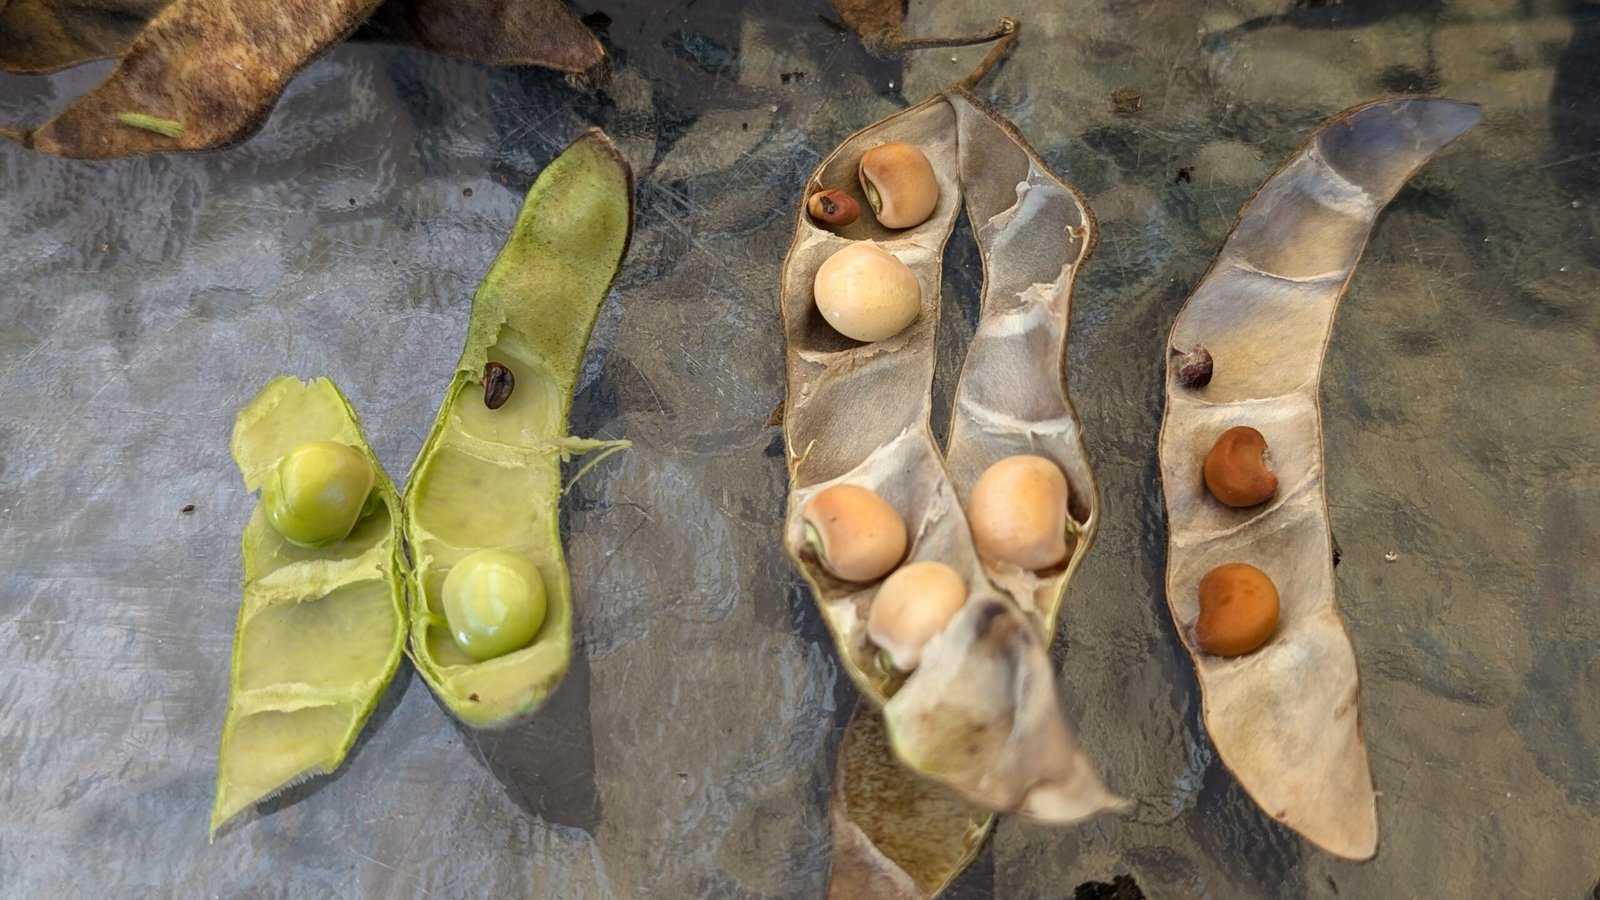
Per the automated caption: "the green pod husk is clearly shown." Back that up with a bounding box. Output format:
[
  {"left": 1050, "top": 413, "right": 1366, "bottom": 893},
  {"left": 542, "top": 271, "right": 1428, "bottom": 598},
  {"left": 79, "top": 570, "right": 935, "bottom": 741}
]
[
  {"left": 214, "top": 376, "right": 406, "bottom": 837},
  {"left": 403, "top": 128, "right": 634, "bottom": 729}
]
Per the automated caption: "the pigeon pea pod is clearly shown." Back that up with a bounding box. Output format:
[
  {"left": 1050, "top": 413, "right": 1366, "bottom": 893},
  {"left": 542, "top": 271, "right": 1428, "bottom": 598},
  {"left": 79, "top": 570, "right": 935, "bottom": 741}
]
[
  {"left": 782, "top": 83, "right": 1121, "bottom": 834},
  {"left": 1158, "top": 98, "right": 1481, "bottom": 859},
  {"left": 403, "top": 128, "right": 634, "bottom": 729},
  {"left": 213, "top": 376, "right": 405, "bottom": 837},
  {"left": 876, "top": 87, "right": 1125, "bottom": 829}
]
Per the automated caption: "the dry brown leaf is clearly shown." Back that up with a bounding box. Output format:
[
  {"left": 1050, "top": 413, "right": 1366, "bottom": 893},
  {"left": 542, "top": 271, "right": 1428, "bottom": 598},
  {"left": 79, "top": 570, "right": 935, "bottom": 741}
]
[
  {"left": 1158, "top": 97, "right": 1481, "bottom": 859},
  {"left": 0, "top": 0, "right": 608, "bottom": 157},
  {"left": 2, "top": 0, "right": 386, "bottom": 158},
  {"left": 361, "top": 0, "right": 604, "bottom": 77},
  {"left": 827, "top": 704, "right": 992, "bottom": 900}
]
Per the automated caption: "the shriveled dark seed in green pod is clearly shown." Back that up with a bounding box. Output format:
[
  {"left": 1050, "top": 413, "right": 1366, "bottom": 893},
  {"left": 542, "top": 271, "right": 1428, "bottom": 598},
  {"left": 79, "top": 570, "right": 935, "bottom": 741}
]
[{"left": 483, "top": 361, "right": 515, "bottom": 410}]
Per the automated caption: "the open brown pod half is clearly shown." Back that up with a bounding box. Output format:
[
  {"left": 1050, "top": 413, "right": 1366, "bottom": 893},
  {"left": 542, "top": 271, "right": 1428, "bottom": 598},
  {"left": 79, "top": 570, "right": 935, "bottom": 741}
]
[
  {"left": 0, "top": 0, "right": 607, "bottom": 156},
  {"left": 1158, "top": 98, "right": 1482, "bottom": 859},
  {"left": 941, "top": 87, "right": 1098, "bottom": 638},
  {"left": 781, "top": 87, "right": 1121, "bottom": 825}
]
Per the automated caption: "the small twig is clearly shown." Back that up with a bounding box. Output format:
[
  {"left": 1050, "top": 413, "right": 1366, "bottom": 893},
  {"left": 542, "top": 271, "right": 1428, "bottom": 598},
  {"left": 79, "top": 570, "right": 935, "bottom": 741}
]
[
  {"left": 955, "top": 19, "right": 1020, "bottom": 92},
  {"left": 897, "top": 16, "right": 1015, "bottom": 53}
]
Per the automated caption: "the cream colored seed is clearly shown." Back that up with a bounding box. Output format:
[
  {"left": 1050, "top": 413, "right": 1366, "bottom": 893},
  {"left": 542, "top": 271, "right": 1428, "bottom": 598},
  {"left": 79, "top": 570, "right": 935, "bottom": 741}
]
[
  {"left": 812, "top": 243, "right": 920, "bottom": 343},
  {"left": 868, "top": 560, "right": 968, "bottom": 671},
  {"left": 858, "top": 142, "right": 939, "bottom": 229},
  {"left": 968, "top": 454, "right": 1073, "bottom": 570}
]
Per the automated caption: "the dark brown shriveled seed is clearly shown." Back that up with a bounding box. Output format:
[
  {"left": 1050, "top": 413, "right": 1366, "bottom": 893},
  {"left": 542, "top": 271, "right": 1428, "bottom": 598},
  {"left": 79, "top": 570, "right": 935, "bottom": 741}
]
[
  {"left": 1176, "top": 344, "right": 1213, "bottom": 388},
  {"left": 483, "top": 362, "right": 515, "bottom": 410}
]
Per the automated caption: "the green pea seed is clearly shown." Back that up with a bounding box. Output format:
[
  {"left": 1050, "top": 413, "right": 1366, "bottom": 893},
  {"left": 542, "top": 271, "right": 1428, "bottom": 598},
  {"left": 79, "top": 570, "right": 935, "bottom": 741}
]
[
  {"left": 261, "top": 440, "right": 376, "bottom": 548},
  {"left": 442, "top": 548, "right": 549, "bottom": 661}
]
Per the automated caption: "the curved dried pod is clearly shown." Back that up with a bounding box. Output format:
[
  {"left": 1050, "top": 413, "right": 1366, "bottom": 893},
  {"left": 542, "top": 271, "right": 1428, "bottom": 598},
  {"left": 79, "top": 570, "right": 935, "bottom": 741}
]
[
  {"left": 1158, "top": 98, "right": 1482, "bottom": 859},
  {"left": 781, "top": 94, "right": 964, "bottom": 698},
  {"left": 781, "top": 83, "right": 1119, "bottom": 825},
  {"left": 880, "top": 87, "right": 1124, "bottom": 826},
  {"left": 941, "top": 88, "right": 1100, "bottom": 640}
]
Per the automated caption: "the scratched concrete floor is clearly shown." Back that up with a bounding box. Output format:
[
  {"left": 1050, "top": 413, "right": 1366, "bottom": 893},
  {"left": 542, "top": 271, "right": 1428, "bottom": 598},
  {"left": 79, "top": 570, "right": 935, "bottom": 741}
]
[{"left": 1, "top": 0, "right": 1596, "bottom": 897}]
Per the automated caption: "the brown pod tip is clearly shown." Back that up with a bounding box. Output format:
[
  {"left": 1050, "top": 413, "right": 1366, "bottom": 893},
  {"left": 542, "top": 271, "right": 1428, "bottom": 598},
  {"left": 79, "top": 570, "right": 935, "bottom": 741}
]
[
  {"left": 1203, "top": 425, "right": 1277, "bottom": 508},
  {"left": 807, "top": 189, "right": 860, "bottom": 226},
  {"left": 1195, "top": 562, "right": 1280, "bottom": 657}
]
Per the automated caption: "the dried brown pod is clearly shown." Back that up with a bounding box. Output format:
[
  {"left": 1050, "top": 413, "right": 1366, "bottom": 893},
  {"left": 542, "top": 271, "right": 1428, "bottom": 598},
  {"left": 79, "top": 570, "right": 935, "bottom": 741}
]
[
  {"left": 782, "top": 39, "right": 1122, "bottom": 900},
  {"left": 0, "top": 0, "right": 170, "bottom": 74},
  {"left": 1, "top": 0, "right": 608, "bottom": 156},
  {"left": 1158, "top": 98, "right": 1481, "bottom": 859},
  {"left": 827, "top": 707, "right": 992, "bottom": 900},
  {"left": 2, "top": 0, "right": 387, "bottom": 157},
  {"left": 360, "top": 0, "right": 605, "bottom": 78}
]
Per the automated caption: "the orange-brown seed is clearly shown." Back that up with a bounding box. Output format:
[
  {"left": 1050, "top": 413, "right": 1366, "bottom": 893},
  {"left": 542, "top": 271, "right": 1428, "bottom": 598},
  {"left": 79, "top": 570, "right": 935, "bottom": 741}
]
[
  {"left": 1195, "top": 562, "right": 1280, "bottom": 657},
  {"left": 802, "top": 484, "right": 907, "bottom": 583},
  {"left": 858, "top": 142, "right": 939, "bottom": 229},
  {"left": 1203, "top": 425, "right": 1277, "bottom": 508}
]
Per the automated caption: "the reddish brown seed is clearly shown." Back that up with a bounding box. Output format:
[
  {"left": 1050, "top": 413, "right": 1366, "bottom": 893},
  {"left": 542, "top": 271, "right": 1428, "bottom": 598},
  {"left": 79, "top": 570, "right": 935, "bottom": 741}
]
[
  {"left": 807, "top": 189, "right": 860, "bottom": 226},
  {"left": 1203, "top": 426, "right": 1277, "bottom": 508},
  {"left": 1195, "top": 563, "right": 1280, "bottom": 657},
  {"left": 483, "top": 361, "right": 515, "bottom": 410},
  {"left": 1176, "top": 344, "right": 1213, "bottom": 388}
]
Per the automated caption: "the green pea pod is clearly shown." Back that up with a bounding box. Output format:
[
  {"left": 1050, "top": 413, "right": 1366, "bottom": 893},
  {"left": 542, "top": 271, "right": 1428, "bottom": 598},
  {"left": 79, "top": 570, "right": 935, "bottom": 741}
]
[
  {"left": 404, "top": 128, "right": 634, "bottom": 728},
  {"left": 213, "top": 376, "right": 406, "bottom": 837}
]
